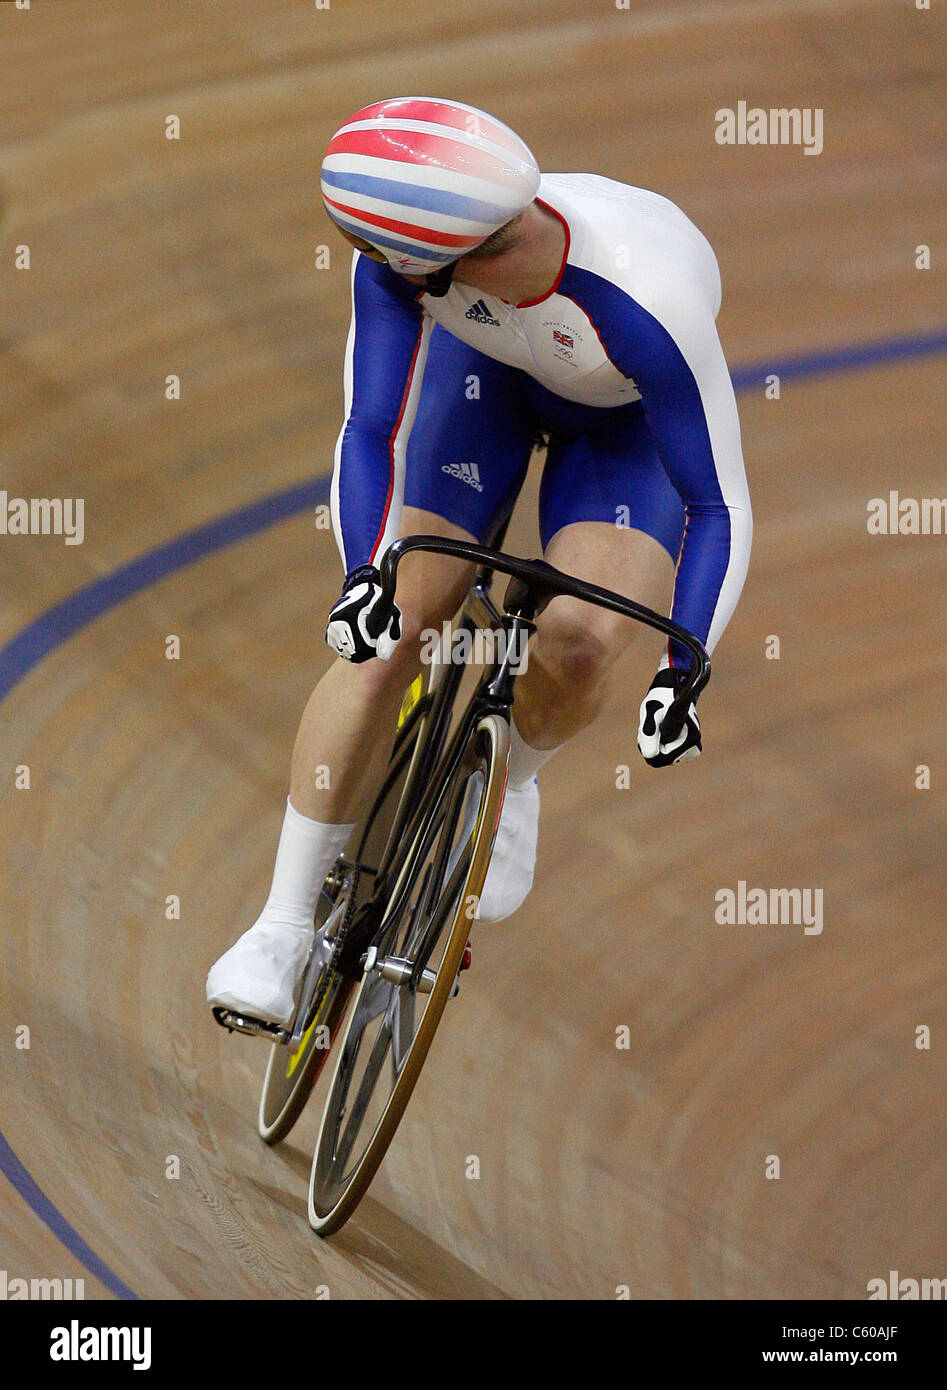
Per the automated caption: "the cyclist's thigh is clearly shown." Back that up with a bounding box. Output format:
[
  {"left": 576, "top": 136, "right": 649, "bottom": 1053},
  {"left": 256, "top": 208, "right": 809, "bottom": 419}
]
[
  {"left": 405, "top": 325, "right": 535, "bottom": 544},
  {"left": 537, "top": 402, "right": 684, "bottom": 644},
  {"left": 392, "top": 505, "right": 481, "bottom": 636}
]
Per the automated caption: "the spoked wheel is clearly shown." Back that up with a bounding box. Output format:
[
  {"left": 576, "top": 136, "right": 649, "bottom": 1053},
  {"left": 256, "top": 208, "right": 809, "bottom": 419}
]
[
  {"left": 257, "top": 668, "right": 439, "bottom": 1146},
  {"left": 308, "top": 712, "right": 509, "bottom": 1237},
  {"left": 257, "top": 882, "right": 356, "bottom": 1145}
]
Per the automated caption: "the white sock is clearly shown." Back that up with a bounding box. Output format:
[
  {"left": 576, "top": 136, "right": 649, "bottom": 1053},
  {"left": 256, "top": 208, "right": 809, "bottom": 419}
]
[
  {"left": 507, "top": 715, "right": 561, "bottom": 789},
  {"left": 257, "top": 798, "right": 356, "bottom": 932}
]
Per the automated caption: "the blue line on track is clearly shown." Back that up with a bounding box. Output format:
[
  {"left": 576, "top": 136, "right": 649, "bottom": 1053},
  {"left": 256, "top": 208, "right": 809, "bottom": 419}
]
[
  {"left": 0, "top": 477, "right": 329, "bottom": 702},
  {"left": 0, "top": 1133, "right": 138, "bottom": 1300},
  {"left": 0, "top": 324, "right": 944, "bottom": 1299},
  {"left": 728, "top": 326, "right": 947, "bottom": 391}
]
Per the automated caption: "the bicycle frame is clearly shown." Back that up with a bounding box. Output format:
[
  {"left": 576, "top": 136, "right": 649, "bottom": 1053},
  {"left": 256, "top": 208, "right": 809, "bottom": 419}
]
[
  {"left": 336, "top": 603, "right": 501, "bottom": 979},
  {"left": 341, "top": 533, "right": 710, "bottom": 979}
]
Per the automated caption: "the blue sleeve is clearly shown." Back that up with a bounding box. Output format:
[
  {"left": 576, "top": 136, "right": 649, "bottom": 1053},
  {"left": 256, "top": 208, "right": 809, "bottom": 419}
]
[
  {"left": 558, "top": 265, "right": 751, "bottom": 671},
  {"left": 331, "top": 253, "right": 429, "bottom": 571}
]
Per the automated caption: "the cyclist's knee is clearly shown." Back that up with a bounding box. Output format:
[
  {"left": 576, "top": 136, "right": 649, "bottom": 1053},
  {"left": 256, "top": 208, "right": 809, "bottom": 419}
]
[
  {"left": 533, "top": 602, "right": 617, "bottom": 691},
  {"left": 397, "top": 589, "right": 468, "bottom": 656}
]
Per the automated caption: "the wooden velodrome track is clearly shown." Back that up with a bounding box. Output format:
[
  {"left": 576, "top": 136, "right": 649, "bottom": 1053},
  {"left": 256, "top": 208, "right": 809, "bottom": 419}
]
[{"left": 1, "top": 0, "right": 944, "bottom": 1302}]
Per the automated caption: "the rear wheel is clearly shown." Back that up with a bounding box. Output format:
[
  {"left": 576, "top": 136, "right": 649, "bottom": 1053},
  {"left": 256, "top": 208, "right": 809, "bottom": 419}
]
[
  {"left": 257, "top": 883, "right": 355, "bottom": 1144},
  {"left": 256, "top": 668, "right": 443, "bottom": 1145},
  {"left": 308, "top": 712, "right": 509, "bottom": 1237}
]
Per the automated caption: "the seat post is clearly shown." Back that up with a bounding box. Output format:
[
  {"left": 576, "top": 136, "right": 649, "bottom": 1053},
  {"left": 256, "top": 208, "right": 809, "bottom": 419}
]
[{"left": 501, "top": 562, "right": 560, "bottom": 623}]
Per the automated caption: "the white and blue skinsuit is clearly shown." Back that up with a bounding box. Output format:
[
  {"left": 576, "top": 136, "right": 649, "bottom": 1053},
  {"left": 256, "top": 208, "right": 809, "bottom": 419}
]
[{"left": 330, "top": 173, "right": 752, "bottom": 670}]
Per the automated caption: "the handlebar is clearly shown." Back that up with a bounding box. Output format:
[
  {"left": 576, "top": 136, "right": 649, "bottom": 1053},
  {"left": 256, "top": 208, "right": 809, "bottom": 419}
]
[{"left": 369, "top": 534, "right": 710, "bottom": 735}]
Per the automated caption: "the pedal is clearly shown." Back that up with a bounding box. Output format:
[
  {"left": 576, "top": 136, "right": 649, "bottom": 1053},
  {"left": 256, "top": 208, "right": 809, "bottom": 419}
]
[{"left": 211, "top": 1007, "right": 291, "bottom": 1044}]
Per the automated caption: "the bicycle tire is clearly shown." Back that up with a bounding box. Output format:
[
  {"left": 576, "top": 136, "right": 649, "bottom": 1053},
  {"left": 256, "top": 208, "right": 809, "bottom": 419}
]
[
  {"left": 256, "top": 663, "right": 452, "bottom": 1145},
  {"left": 307, "top": 711, "right": 509, "bottom": 1237},
  {"left": 257, "top": 887, "right": 355, "bottom": 1145}
]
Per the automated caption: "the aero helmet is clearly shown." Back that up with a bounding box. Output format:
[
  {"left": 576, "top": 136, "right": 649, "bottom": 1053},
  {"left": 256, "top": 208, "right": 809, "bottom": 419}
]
[{"left": 320, "top": 97, "right": 541, "bottom": 275}]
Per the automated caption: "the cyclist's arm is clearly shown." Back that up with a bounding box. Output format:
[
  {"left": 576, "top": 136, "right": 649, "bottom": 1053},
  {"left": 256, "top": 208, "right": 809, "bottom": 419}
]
[
  {"left": 558, "top": 265, "right": 752, "bottom": 671},
  {"left": 331, "top": 252, "right": 432, "bottom": 571},
  {"left": 629, "top": 284, "right": 752, "bottom": 671}
]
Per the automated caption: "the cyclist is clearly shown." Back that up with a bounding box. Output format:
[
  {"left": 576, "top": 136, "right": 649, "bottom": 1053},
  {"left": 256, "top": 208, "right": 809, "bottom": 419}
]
[{"left": 207, "top": 96, "right": 752, "bottom": 1026}]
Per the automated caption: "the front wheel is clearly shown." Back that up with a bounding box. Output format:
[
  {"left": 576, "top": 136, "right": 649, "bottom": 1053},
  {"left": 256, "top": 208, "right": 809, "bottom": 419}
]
[{"left": 307, "top": 712, "right": 509, "bottom": 1237}]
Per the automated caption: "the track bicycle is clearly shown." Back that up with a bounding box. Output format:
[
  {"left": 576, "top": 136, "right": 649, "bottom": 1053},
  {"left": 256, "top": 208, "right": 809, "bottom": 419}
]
[{"left": 213, "top": 532, "right": 709, "bottom": 1236}]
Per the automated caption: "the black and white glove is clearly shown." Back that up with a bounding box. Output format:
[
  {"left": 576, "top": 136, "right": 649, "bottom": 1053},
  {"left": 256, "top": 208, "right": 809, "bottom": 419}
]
[
  {"left": 637, "top": 667, "right": 702, "bottom": 768},
  {"left": 325, "top": 565, "right": 402, "bottom": 663}
]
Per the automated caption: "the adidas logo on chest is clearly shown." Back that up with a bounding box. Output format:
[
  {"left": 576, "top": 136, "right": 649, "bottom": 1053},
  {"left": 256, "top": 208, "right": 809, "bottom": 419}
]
[{"left": 464, "top": 298, "right": 501, "bottom": 327}]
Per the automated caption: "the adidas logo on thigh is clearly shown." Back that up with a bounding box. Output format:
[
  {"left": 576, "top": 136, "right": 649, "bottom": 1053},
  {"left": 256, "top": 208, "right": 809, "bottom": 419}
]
[{"left": 441, "top": 461, "right": 484, "bottom": 492}]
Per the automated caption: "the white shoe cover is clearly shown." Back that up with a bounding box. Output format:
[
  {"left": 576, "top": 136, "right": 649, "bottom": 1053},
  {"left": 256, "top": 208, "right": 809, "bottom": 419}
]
[
  {"left": 206, "top": 918, "right": 313, "bottom": 1025},
  {"left": 476, "top": 777, "right": 539, "bottom": 923}
]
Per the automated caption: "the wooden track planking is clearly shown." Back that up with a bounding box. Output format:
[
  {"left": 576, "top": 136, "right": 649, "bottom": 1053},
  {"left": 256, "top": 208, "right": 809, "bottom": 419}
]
[{"left": 0, "top": 0, "right": 944, "bottom": 1298}]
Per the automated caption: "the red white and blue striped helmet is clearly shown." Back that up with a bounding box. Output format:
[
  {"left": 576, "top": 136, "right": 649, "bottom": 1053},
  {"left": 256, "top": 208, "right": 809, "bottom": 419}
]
[{"left": 321, "top": 97, "right": 541, "bottom": 275}]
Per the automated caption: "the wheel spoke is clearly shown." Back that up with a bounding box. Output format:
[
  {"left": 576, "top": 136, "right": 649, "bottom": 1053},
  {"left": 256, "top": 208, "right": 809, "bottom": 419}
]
[
  {"left": 390, "top": 986, "right": 415, "bottom": 1077},
  {"left": 414, "top": 768, "right": 468, "bottom": 927},
  {"left": 321, "top": 778, "right": 478, "bottom": 1183},
  {"left": 331, "top": 1008, "right": 395, "bottom": 1177},
  {"left": 309, "top": 714, "right": 509, "bottom": 1234},
  {"left": 412, "top": 776, "right": 481, "bottom": 980}
]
